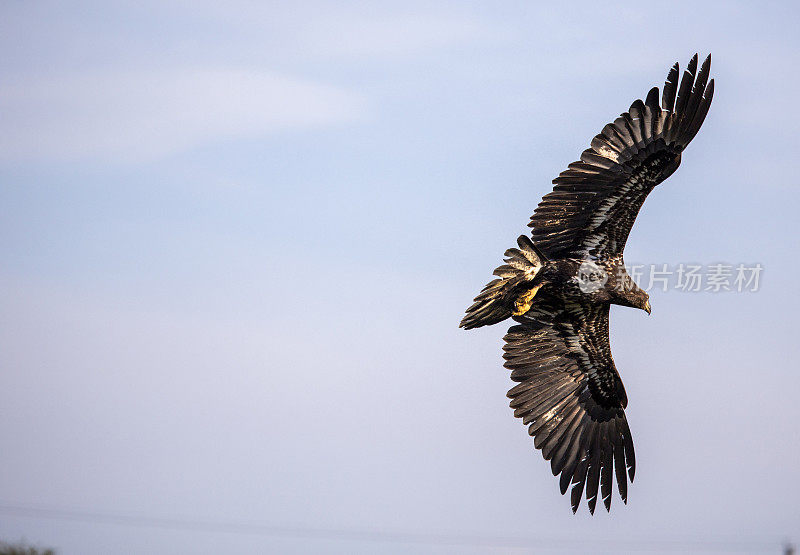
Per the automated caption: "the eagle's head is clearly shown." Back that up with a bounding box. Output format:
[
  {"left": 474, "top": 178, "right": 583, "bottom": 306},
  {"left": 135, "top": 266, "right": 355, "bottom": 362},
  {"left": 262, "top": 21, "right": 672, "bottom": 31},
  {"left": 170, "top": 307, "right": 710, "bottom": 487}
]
[
  {"left": 612, "top": 277, "right": 651, "bottom": 315},
  {"left": 626, "top": 289, "right": 651, "bottom": 315}
]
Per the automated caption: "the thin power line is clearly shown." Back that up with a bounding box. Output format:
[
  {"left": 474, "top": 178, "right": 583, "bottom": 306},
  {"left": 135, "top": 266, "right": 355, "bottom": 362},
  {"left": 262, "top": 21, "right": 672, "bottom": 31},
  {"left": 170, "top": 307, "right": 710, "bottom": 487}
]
[{"left": 0, "top": 502, "right": 785, "bottom": 552}]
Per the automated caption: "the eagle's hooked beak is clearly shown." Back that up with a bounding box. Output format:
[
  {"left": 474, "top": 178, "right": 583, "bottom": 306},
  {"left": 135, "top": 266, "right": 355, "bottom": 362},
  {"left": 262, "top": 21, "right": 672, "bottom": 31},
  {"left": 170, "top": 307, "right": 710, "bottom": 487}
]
[{"left": 644, "top": 300, "right": 651, "bottom": 315}]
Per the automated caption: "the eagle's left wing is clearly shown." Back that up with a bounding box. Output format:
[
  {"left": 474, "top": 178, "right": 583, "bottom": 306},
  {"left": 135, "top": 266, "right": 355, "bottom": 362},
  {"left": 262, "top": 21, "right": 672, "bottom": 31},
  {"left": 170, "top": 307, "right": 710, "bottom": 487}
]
[
  {"left": 529, "top": 54, "right": 714, "bottom": 260},
  {"left": 504, "top": 292, "right": 635, "bottom": 513}
]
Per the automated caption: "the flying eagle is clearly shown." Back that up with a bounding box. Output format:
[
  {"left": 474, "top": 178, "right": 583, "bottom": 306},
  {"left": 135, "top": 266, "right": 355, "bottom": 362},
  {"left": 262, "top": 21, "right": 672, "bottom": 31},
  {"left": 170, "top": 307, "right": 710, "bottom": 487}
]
[{"left": 461, "top": 54, "right": 714, "bottom": 513}]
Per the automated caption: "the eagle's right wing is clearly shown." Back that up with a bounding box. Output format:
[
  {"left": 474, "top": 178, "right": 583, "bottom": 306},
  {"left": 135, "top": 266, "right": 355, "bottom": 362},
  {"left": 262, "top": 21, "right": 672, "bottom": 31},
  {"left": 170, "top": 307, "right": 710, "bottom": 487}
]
[
  {"left": 504, "top": 293, "right": 635, "bottom": 513},
  {"left": 529, "top": 54, "right": 714, "bottom": 260}
]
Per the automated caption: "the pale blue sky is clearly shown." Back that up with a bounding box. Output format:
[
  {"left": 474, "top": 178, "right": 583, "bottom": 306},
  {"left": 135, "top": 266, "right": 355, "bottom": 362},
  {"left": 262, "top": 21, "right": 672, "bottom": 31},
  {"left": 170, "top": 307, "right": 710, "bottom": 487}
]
[{"left": 1, "top": 1, "right": 799, "bottom": 553}]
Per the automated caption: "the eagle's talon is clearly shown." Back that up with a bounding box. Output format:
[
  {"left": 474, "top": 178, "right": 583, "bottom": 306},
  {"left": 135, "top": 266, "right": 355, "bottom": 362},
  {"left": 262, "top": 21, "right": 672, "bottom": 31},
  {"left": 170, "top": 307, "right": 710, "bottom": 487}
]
[{"left": 513, "top": 284, "right": 543, "bottom": 316}]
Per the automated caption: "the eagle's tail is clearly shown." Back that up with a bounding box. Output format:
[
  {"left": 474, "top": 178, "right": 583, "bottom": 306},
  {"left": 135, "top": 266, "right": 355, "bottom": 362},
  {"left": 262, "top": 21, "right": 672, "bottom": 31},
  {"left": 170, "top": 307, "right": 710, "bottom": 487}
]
[{"left": 460, "top": 235, "right": 547, "bottom": 330}]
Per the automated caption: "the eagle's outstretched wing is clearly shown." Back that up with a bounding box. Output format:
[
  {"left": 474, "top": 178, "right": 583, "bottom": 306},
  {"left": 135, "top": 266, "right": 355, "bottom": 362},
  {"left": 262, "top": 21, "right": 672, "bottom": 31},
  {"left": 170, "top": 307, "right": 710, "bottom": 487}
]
[
  {"left": 530, "top": 54, "right": 714, "bottom": 259},
  {"left": 504, "top": 292, "right": 634, "bottom": 513}
]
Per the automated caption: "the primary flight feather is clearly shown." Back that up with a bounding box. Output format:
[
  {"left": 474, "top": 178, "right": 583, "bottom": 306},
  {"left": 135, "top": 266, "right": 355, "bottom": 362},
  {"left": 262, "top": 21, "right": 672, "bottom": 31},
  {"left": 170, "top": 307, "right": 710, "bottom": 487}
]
[{"left": 461, "top": 54, "right": 714, "bottom": 514}]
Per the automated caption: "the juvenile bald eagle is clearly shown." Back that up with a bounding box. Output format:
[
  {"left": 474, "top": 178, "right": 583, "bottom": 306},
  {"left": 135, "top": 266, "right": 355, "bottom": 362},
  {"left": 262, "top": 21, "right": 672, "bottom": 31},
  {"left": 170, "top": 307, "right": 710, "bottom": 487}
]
[{"left": 461, "top": 54, "right": 714, "bottom": 513}]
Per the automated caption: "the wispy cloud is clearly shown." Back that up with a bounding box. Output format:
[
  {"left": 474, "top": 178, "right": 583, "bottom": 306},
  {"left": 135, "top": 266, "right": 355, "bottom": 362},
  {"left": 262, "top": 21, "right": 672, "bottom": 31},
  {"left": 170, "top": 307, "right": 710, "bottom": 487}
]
[{"left": 0, "top": 68, "right": 366, "bottom": 163}]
